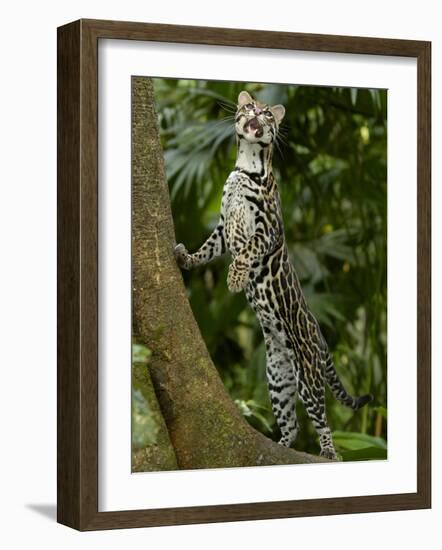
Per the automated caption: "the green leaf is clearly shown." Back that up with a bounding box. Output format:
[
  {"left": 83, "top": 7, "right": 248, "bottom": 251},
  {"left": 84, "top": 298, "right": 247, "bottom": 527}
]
[
  {"left": 234, "top": 398, "right": 273, "bottom": 433},
  {"left": 340, "top": 446, "right": 387, "bottom": 461},
  {"left": 132, "top": 343, "right": 151, "bottom": 364},
  {"left": 304, "top": 292, "right": 347, "bottom": 327},
  {"left": 132, "top": 388, "right": 158, "bottom": 448},
  {"left": 333, "top": 430, "right": 387, "bottom": 450}
]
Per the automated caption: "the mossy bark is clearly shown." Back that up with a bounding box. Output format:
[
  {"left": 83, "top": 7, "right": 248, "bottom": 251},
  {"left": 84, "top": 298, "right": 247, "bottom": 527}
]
[{"left": 131, "top": 76, "right": 326, "bottom": 469}]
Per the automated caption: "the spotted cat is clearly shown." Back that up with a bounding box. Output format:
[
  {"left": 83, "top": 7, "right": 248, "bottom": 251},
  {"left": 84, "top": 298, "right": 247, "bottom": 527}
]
[{"left": 174, "top": 91, "right": 372, "bottom": 459}]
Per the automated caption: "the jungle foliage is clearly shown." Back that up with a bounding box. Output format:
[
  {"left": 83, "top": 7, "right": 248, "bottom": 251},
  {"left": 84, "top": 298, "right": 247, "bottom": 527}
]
[{"left": 147, "top": 77, "right": 387, "bottom": 460}]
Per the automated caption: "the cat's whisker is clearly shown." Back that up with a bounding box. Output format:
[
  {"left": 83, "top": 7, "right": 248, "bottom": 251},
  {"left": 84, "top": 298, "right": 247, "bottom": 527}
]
[
  {"left": 209, "top": 118, "right": 236, "bottom": 132},
  {"left": 217, "top": 100, "right": 238, "bottom": 114},
  {"left": 274, "top": 139, "right": 285, "bottom": 160},
  {"left": 218, "top": 114, "right": 237, "bottom": 122},
  {"left": 276, "top": 135, "right": 289, "bottom": 149}
]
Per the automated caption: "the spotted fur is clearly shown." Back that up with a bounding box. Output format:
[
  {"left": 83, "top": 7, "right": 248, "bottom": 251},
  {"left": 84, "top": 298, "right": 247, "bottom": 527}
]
[{"left": 175, "top": 91, "right": 373, "bottom": 459}]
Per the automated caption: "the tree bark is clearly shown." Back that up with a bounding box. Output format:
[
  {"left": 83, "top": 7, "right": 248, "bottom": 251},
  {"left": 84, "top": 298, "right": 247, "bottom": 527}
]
[{"left": 131, "top": 76, "right": 326, "bottom": 469}]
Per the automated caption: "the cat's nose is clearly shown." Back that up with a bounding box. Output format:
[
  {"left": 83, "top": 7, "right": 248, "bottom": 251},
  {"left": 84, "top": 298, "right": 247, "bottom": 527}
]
[{"left": 254, "top": 106, "right": 262, "bottom": 115}]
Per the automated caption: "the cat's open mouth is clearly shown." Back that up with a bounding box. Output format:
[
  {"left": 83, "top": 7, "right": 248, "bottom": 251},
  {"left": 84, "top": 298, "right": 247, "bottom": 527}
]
[{"left": 244, "top": 117, "right": 264, "bottom": 138}]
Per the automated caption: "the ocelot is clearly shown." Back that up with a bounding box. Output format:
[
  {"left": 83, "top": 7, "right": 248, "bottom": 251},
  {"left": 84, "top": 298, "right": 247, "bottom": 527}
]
[{"left": 174, "top": 91, "right": 372, "bottom": 459}]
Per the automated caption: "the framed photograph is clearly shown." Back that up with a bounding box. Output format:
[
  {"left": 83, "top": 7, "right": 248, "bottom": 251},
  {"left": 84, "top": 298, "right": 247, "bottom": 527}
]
[{"left": 57, "top": 19, "right": 431, "bottom": 530}]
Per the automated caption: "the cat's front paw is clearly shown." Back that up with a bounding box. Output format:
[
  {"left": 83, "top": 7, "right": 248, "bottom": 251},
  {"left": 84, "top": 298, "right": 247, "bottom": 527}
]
[
  {"left": 174, "top": 243, "right": 192, "bottom": 270},
  {"left": 227, "top": 262, "right": 249, "bottom": 293}
]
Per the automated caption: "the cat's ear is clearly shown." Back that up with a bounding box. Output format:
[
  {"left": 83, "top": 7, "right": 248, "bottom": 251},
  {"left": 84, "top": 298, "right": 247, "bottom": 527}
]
[
  {"left": 271, "top": 104, "right": 285, "bottom": 123},
  {"left": 238, "top": 91, "right": 253, "bottom": 107}
]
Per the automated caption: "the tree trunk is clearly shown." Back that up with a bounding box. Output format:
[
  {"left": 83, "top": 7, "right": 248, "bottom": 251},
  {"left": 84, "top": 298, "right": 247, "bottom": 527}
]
[{"left": 131, "top": 76, "right": 325, "bottom": 469}]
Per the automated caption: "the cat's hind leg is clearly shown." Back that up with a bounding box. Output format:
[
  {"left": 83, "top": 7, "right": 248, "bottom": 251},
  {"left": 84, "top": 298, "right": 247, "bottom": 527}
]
[
  {"left": 264, "top": 334, "right": 299, "bottom": 448},
  {"left": 298, "top": 361, "right": 337, "bottom": 460}
]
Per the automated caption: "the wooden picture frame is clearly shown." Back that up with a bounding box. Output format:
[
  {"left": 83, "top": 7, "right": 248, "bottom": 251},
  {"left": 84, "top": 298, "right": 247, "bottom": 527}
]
[{"left": 57, "top": 18, "right": 431, "bottom": 530}]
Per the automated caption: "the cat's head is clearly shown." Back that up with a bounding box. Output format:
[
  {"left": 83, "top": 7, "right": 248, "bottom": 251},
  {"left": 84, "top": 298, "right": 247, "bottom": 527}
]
[{"left": 235, "top": 91, "right": 285, "bottom": 145}]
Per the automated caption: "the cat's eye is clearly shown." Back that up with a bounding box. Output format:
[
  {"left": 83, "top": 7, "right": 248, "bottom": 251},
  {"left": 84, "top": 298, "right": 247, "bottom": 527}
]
[
  {"left": 264, "top": 110, "right": 273, "bottom": 117},
  {"left": 245, "top": 103, "right": 254, "bottom": 109}
]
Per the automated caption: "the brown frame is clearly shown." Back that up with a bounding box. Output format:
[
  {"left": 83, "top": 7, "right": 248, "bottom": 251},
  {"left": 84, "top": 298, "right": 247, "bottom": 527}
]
[{"left": 57, "top": 18, "right": 431, "bottom": 531}]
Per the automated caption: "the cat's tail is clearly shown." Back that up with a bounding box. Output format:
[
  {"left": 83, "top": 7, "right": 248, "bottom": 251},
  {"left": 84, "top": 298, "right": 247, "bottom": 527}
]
[{"left": 324, "top": 356, "right": 373, "bottom": 411}]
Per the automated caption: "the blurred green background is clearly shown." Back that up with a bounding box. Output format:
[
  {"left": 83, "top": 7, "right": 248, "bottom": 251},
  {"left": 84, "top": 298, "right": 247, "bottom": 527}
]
[{"left": 135, "top": 78, "right": 388, "bottom": 461}]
